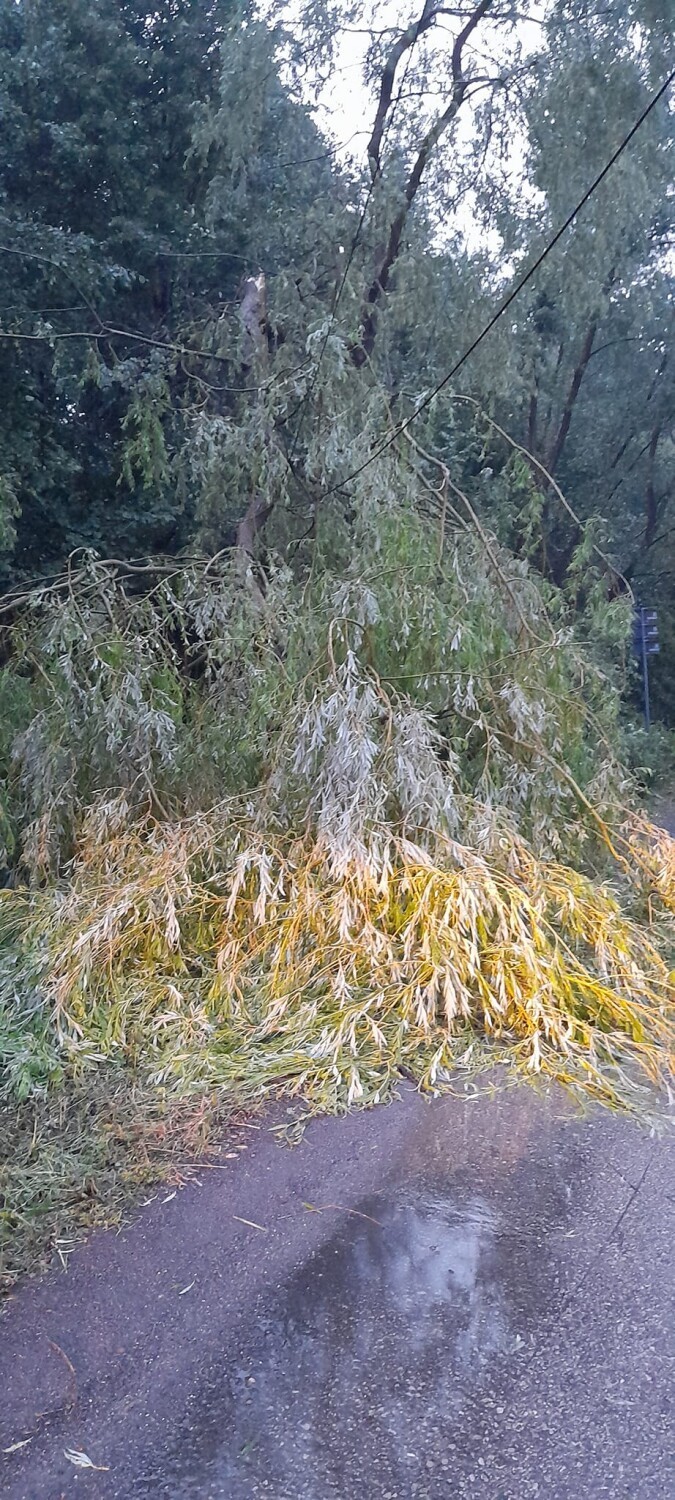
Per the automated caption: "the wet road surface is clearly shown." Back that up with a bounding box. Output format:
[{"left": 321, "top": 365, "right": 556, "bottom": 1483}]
[{"left": 1, "top": 1085, "right": 673, "bottom": 1498}]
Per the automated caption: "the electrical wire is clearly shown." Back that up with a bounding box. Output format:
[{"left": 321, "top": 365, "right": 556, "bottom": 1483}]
[{"left": 321, "top": 66, "right": 674, "bottom": 498}]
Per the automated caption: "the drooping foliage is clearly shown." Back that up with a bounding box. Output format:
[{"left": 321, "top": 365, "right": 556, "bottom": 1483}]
[
  {"left": 1, "top": 466, "right": 672, "bottom": 1118},
  {"left": 0, "top": 0, "right": 673, "bottom": 1166}
]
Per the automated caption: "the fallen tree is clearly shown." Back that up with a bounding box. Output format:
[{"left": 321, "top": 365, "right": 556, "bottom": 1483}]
[{"left": 1, "top": 494, "right": 672, "bottom": 1119}]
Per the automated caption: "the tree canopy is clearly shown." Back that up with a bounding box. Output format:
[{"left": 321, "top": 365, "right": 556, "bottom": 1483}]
[{"left": 0, "top": 0, "right": 343, "bottom": 570}]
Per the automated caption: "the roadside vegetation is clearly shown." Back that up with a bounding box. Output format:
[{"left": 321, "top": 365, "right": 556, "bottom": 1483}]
[{"left": 1, "top": 0, "right": 673, "bottom": 1288}]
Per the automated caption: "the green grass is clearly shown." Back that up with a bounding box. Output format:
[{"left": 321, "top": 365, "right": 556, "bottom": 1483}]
[{"left": 0, "top": 1071, "right": 242, "bottom": 1292}]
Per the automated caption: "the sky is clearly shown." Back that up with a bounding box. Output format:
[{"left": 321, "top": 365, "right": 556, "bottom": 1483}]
[{"left": 269, "top": 1, "right": 551, "bottom": 253}]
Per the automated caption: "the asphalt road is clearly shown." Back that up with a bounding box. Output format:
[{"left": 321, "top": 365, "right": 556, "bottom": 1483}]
[{"left": 1, "top": 1084, "right": 673, "bottom": 1499}]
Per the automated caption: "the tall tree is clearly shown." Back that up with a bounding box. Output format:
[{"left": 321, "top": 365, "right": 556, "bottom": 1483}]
[{"left": 0, "top": 0, "right": 341, "bottom": 576}]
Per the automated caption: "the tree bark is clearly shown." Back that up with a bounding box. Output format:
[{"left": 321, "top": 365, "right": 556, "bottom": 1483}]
[
  {"left": 545, "top": 320, "right": 597, "bottom": 476},
  {"left": 366, "top": 0, "right": 440, "bottom": 183},
  {"left": 235, "top": 272, "right": 275, "bottom": 559},
  {"left": 527, "top": 392, "right": 538, "bottom": 454},
  {"left": 239, "top": 272, "right": 267, "bottom": 372},
  {"left": 644, "top": 422, "right": 662, "bottom": 550},
  {"left": 236, "top": 491, "right": 274, "bottom": 555}
]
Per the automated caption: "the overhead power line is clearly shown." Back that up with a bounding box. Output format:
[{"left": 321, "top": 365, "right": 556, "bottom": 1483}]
[{"left": 324, "top": 66, "right": 675, "bottom": 497}]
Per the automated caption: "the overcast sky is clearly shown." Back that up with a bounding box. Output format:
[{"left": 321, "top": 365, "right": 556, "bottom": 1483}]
[{"left": 269, "top": 1, "right": 550, "bottom": 252}]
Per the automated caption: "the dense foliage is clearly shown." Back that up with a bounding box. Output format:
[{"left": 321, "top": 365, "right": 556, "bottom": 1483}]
[{"left": 0, "top": 0, "right": 342, "bottom": 570}]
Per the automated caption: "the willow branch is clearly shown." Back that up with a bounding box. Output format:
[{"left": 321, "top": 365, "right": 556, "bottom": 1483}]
[{"left": 353, "top": 0, "right": 495, "bottom": 366}]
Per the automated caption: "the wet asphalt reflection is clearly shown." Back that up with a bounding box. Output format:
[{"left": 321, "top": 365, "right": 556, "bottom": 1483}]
[{"left": 2, "top": 1088, "right": 672, "bottom": 1500}]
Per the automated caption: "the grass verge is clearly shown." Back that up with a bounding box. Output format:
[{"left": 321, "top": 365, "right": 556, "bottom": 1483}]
[{"left": 0, "top": 1072, "right": 244, "bottom": 1293}]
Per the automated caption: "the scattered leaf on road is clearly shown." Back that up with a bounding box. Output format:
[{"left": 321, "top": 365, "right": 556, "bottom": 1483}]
[
  {"left": 302, "top": 1201, "right": 383, "bottom": 1226},
  {"left": 64, "top": 1448, "right": 109, "bottom": 1471}
]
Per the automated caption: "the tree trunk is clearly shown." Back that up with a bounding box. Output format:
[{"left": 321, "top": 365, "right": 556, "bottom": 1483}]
[
  {"left": 351, "top": 0, "right": 495, "bottom": 367},
  {"left": 527, "top": 392, "right": 538, "bottom": 453},
  {"left": 644, "top": 422, "right": 662, "bottom": 550},
  {"left": 546, "top": 320, "right": 597, "bottom": 476}
]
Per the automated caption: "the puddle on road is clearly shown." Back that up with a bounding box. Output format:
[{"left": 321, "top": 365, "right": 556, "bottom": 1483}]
[{"left": 142, "top": 1179, "right": 562, "bottom": 1499}]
